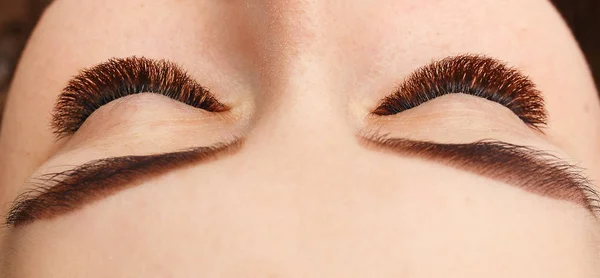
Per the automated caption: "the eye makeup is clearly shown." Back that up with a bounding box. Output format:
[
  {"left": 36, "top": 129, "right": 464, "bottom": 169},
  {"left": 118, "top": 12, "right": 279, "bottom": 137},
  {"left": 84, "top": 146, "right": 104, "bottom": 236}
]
[
  {"left": 374, "top": 55, "right": 547, "bottom": 130},
  {"left": 52, "top": 56, "right": 228, "bottom": 138},
  {"left": 5, "top": 55, "right": 597, "bottom": 227},
  {"left": 368, "top": 54, "right": 598, "bottom": 215}
]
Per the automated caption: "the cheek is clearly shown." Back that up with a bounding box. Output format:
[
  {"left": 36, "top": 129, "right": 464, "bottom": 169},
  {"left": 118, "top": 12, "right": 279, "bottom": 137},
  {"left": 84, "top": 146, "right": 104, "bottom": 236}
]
[{"left": 5, "top": 156, "right": 599, "bottom": 277}]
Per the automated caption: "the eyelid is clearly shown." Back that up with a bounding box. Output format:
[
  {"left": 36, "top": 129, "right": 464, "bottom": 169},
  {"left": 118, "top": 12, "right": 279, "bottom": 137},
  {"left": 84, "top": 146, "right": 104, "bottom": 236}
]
[
  {"left": 373, "top": 54, "right": 547, "bottom": 132},
  {"left": 52, "top": 56, "right": 228, "bottom": 139}
]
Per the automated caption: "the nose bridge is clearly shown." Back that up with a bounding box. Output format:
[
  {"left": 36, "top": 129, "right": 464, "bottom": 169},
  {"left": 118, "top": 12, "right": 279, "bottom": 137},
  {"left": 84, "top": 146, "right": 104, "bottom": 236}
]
[
  {"left": 249, "top": 31, "right": 350, "bottom": 146},
  {"left": 237, "top": 0, "right": 360, "bottom": 176},
  {"left": 249, "top": 68, "right": 355, "bottom": 158},
  {"left": 243, "top": 60, "right": 358, "bottom": 180},
  {"left": 240, "top": 0, "right": 323, "bottom": 77}
]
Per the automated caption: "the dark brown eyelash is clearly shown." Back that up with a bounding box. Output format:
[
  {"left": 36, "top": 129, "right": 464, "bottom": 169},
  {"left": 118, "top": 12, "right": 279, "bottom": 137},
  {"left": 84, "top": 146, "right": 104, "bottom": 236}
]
[
  {"left": 52, "top": 56, "right": 228, "bottom": 138},
  {"left": 373, "top": 54, "right": 547, "bottom": 130}
]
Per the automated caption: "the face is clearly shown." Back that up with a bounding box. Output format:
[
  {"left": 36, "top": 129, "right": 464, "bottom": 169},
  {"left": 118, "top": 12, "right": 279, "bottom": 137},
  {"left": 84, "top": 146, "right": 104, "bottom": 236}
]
[{"left": 1, "top": 0, "right": 600, "bottom": 276}]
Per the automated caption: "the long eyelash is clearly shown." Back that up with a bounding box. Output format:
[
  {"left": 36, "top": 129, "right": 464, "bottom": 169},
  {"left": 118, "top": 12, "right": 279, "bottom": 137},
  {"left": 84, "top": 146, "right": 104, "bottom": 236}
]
[
  {"left": 362, "top": 132, "right": 600, "bottom": 214},
  {"left": 373, "top": 54, "right": 547, "bottom": 130},
  {"left": 52, "top": 56, "right": 228, "bottom": 138},
  {"left": 5, "top": 140, "right": 241, "bottom": 227}
]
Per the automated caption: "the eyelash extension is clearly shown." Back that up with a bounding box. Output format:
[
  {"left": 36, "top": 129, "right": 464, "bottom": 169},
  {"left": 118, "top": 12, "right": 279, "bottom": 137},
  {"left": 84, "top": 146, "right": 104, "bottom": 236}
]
[
  {"left": 362, "top": 133, "right": 600, "bottom": 214},
  {"left": 52, "top": 56, "right": 228, "bottom": 138},
  {"left": 373, "top": 55, "right": 548, "bottom": 130},
  {"left": 5, "top": 139, "right": 242, "bottom": 227}
]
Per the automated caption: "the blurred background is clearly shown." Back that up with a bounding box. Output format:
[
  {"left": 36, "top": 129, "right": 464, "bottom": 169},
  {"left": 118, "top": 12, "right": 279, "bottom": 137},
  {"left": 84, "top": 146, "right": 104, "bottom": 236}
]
[{"left": 0, "top": 0, "right": 598, "bottom": 120}]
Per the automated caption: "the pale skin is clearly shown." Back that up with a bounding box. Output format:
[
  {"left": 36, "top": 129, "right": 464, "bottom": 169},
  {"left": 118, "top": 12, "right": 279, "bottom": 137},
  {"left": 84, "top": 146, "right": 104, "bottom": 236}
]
[{"left": 1, "top": 0, "right": 600, "bottom": 276}]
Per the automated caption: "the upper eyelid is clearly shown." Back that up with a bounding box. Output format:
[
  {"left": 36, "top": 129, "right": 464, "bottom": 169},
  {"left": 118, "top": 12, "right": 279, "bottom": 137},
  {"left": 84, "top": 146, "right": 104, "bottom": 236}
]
[
  {"left": 54, "top": 55, "right": 543, "bottom": 139},
  {"left": 373, "top": 54, "right": 547, "bottom": 132},
  {"left": 52, "top": 56, "right": 228, "bottom": 139}
]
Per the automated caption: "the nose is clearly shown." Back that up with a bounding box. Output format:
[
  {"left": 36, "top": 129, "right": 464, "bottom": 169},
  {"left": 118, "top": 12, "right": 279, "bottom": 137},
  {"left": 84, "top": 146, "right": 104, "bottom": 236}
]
[
  {"left": 223, "top": 0, "right": 378, "bottom": 195},
  {"left": 244, "top": 60, "right": 360, "bottom": 178}
]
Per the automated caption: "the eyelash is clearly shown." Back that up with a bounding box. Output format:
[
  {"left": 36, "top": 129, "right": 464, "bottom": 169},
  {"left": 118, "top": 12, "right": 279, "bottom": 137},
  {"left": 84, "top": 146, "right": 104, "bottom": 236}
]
[
  {"left": 52, "top": 56, "right": 227, "bottom": 138},
  {"left": 373, "top": 55, "right": 548, "bottom": 130},
  {"left": 55, "top": 55, "right": 544, "bottom": 138},
  {"left": 8, "top": 55, "right": 594, "bottom": 226}
]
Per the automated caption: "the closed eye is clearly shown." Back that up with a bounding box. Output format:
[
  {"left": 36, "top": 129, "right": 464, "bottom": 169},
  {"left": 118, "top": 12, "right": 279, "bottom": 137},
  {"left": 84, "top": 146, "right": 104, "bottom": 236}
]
[
  {"left": 373, "top": 54, "right": 547, "bottom": 131},
  {"left": 52, "top": 56, "right": 228, "bottom": 138},
  {"left": 367, "top": 55, "right": 600, "bottom": 215}
]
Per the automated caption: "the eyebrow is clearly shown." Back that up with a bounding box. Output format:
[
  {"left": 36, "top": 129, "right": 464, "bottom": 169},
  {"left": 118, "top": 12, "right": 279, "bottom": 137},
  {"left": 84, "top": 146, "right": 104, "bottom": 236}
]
[
  {"left": 367, "top": 55, "right": 599, "bottom": 210},
  {"left": 6, "top": 137, "right": 598, "bottom": 227},
  {"left": 6, "top": 140, "right": 242, "bottom": 227},
  {"left": 363, "top": 135, "right": 600, "bottom": 213}
]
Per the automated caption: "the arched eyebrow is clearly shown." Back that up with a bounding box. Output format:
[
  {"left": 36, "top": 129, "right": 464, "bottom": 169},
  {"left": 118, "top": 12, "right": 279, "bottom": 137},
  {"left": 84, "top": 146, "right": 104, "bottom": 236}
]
[
  {"left": 6, "top": 139, "right": 242, "bottom": 227},
  {"left": 368, "top": 55, "right": 598, "bottom": 211},
  {"left": 6, "top": 136, "right": 598, "bottom": 227},
  {"left": 362, "top": 135, "right": 600, "bottom": 214}
]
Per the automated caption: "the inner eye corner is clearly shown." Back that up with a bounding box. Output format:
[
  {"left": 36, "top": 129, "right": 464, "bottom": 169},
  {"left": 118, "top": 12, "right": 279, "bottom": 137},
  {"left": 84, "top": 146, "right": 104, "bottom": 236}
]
[{"left": 371, "top": 104, "right": 393, "bottom": 116}]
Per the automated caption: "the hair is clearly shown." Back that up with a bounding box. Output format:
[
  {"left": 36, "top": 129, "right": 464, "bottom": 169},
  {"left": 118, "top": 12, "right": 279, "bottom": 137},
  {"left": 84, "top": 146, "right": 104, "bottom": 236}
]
[{"left": 0, "top": 0, "right": 598, "bottom": 122}]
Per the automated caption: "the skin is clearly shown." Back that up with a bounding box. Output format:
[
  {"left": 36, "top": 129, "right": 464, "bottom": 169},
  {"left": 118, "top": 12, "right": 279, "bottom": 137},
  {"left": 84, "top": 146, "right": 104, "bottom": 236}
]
[{"left": 1, "top": 0, "right": 600, "bottom": 276}]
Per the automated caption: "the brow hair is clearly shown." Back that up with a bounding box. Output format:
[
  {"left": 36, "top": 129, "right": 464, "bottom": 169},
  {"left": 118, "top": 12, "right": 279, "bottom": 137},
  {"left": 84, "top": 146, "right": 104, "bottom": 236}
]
[
  {"left": 362, "top": 135, "right": 600, "bottom": 214},
  {"left": 6, "top": 140, "right": 242, "bottom": 227}
]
